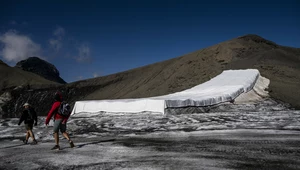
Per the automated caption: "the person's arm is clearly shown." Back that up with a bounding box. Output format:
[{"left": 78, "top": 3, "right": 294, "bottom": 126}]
[
  {"left": 62, "top": 114, "right": 70, "bottom": 124},
  {"left": 33, "top": 108, "right": 38, "bottom": 126},
  {"left": 45, "top": 102, "right": 60, "bottom": 125},
  {"left": 18, "top": 111, "right": 25, "bottom": 125}
]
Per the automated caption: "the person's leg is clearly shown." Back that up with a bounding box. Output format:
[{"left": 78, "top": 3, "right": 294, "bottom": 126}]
[
  {"left": 54, "top": 132, "right": 59, "bottom": 145},
  {"left": 27, "top": 123, "right": 37, "bottom": 144},
  {"left": 60, "top": 123, "right": 69, "bottom": 140},
  {"left": 60, "top": 123, "right": 74, "bottom": 148},
  {"left": 26, "top": 130, "right": 30, "bottom": 141},
  {"left": 23, "top": 124, "right": 30, "bottom": 144},
  {"left": 62, "top": 132, "right": 70, "bottom": 141},
  {"left": 52, "top": 119, "right": 63, "bottom": 150},
  {"left": 28, "top": 129, "right": 37, "bottom": 144},
  {"left": 50, "top": 132, "right": 60, "bottom": 150},
  {"left": 23, "top": 130, "right": 29, "bottom": 144},
  {"left": 28, "top": 130, "right": 34, "bottom": 139},
  {"left": 27, "top": 124, "right": 34, "bottom": 138}
]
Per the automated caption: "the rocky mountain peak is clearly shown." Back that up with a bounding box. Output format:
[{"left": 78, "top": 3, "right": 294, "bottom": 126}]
[
  {"left": 15, "top": 57, "right": 66, "bottom": 84},
  {"left": 237, "top": 34, "right": 278, "bottom": 47}
]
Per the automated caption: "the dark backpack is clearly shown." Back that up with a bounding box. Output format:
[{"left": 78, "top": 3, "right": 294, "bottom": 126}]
[
  {"left": 57, "top": 102, "right": 71, "bottom": 117},
  {"left": 26, "top": 109, "right": 34, "bottom": 121}
]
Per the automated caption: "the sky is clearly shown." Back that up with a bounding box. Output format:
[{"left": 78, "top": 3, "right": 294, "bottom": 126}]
[{"left": 0, "top": 0, "right": 299, "bottom": 83}]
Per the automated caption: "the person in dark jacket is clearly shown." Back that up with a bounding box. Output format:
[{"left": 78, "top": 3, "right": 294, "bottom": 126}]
[
  {"left": 18, "top": 103, "right": 38, "bottom": 144},
  {"left": 45, "top": 91, "right": 74, "bottom": 150}
]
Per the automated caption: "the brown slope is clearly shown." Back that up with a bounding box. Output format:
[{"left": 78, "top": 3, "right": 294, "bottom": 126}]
[
  {"left": 0, "top": 60, "right": 60, "bottom": 91},
  {"left": 68, "top": 34, "right": 300, "bottom": 109},
  {"left": 225, "top": 35, "right": 300, "bottom": 109}
]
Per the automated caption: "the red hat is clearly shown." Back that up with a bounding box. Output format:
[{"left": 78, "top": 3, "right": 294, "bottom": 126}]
[{"left": 54, "top": 91, "right": 63, "bottom": 101}]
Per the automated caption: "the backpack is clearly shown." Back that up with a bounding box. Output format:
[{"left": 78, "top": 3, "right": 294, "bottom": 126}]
[
  {"left": 57, "top": 101, "right": 71, "bottom": 117},
  {"left": 26, "top": 109, "right": 34, "bottom": 121}
]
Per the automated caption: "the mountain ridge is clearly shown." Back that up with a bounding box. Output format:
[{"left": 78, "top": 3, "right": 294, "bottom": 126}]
[
  {"left": 66, "top": 34, "right": 300, "bottom": 108},
  {"left": 0, "top": 61, "right": 60, "bottom": 92},
  {"left": 15, "top": 57, "right": 66, "bottom": 84},
  {"left": 1, "top": 34, "right": 300, "bottom": 118}
]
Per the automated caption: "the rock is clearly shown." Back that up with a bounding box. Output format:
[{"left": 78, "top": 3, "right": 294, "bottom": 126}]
[{"left": 15, "top": 57, "right": 66, "bottom": 84}]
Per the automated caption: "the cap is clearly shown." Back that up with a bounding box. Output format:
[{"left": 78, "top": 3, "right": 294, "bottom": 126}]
[{"left": 54, "top": 91, "right": 63, "bottom": 101}]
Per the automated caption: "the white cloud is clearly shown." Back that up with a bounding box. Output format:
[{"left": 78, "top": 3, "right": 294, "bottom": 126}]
[
  {"left": 49, "top": 26, "right": 65, "bottom": 51},
  {"left": 9, "top": 21, "right": 28, "bottom": 26},
  {"left": 0, "top": 30, "right": 42, "bottom": 62},
  {"left": 93, "top": 72, "right": 99, "bottom": 78},
  {"left": 76, "top": 44, "right": 91, "bottom": 63},
  {"left": 49, "top": 38, "right": 62, "bottom": 52},
  {"left": 77, "top": 76, "right": 84, "bottom": 80},
  {"left": 53, "top": 26, "right": 65, "bottom": 37},
  {"left": 48, "top": 26, "right": 93, "bottom": 63}
]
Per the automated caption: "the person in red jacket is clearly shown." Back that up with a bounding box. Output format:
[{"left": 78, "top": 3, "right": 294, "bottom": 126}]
[{"left": 45, "top": 91, "right": 75, "bottom": 150}]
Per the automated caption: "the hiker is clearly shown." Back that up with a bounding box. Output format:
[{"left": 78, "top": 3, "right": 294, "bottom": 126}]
[
  {"left": 18, "top": 103, "right": 38, "bottom": 144},
  {"left": 45, "top": 91, "right": 75, "bottom": 150}
]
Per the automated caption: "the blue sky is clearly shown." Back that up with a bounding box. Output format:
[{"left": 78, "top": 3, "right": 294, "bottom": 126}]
[{"left": 0, "top": 0, "right": 299, "bottom": 83}]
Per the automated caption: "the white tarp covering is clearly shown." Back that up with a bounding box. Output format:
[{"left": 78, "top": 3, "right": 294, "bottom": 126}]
[
  {"left": 71, "top": 99, "right": 166, "bottom": 115},
  {"left": 151, "top": 69, "right": 259, "bottom": 107},
  {"left": 72, "top": 69, "right": 262, "bottom": 115}
]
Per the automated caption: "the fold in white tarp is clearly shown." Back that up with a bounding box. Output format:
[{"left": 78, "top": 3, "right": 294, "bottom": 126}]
[
  {"left": 151, "top": 69, "right": 259, "bottom": 107},
  {"left": 71, "top": 69, "right": 260, "bottom": 115}
]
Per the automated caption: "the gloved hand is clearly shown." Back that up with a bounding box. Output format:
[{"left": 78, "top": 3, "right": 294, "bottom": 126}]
[{"left": 34, "top": 122, "right": 37, "bottom": 126}]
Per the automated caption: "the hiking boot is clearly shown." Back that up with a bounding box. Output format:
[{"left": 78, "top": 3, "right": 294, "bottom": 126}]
[
  {"left": 51, "top": 145, "right": 60, "bottom": 150},
  {"left": 23, "top": 139, "right": 28, "bottom": 144},
  {"left": 32, "top": 140, "right": 38, "bottom": 145},
  {"left": 69, "top": 141, "right": 75, "bottom": 148}
]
